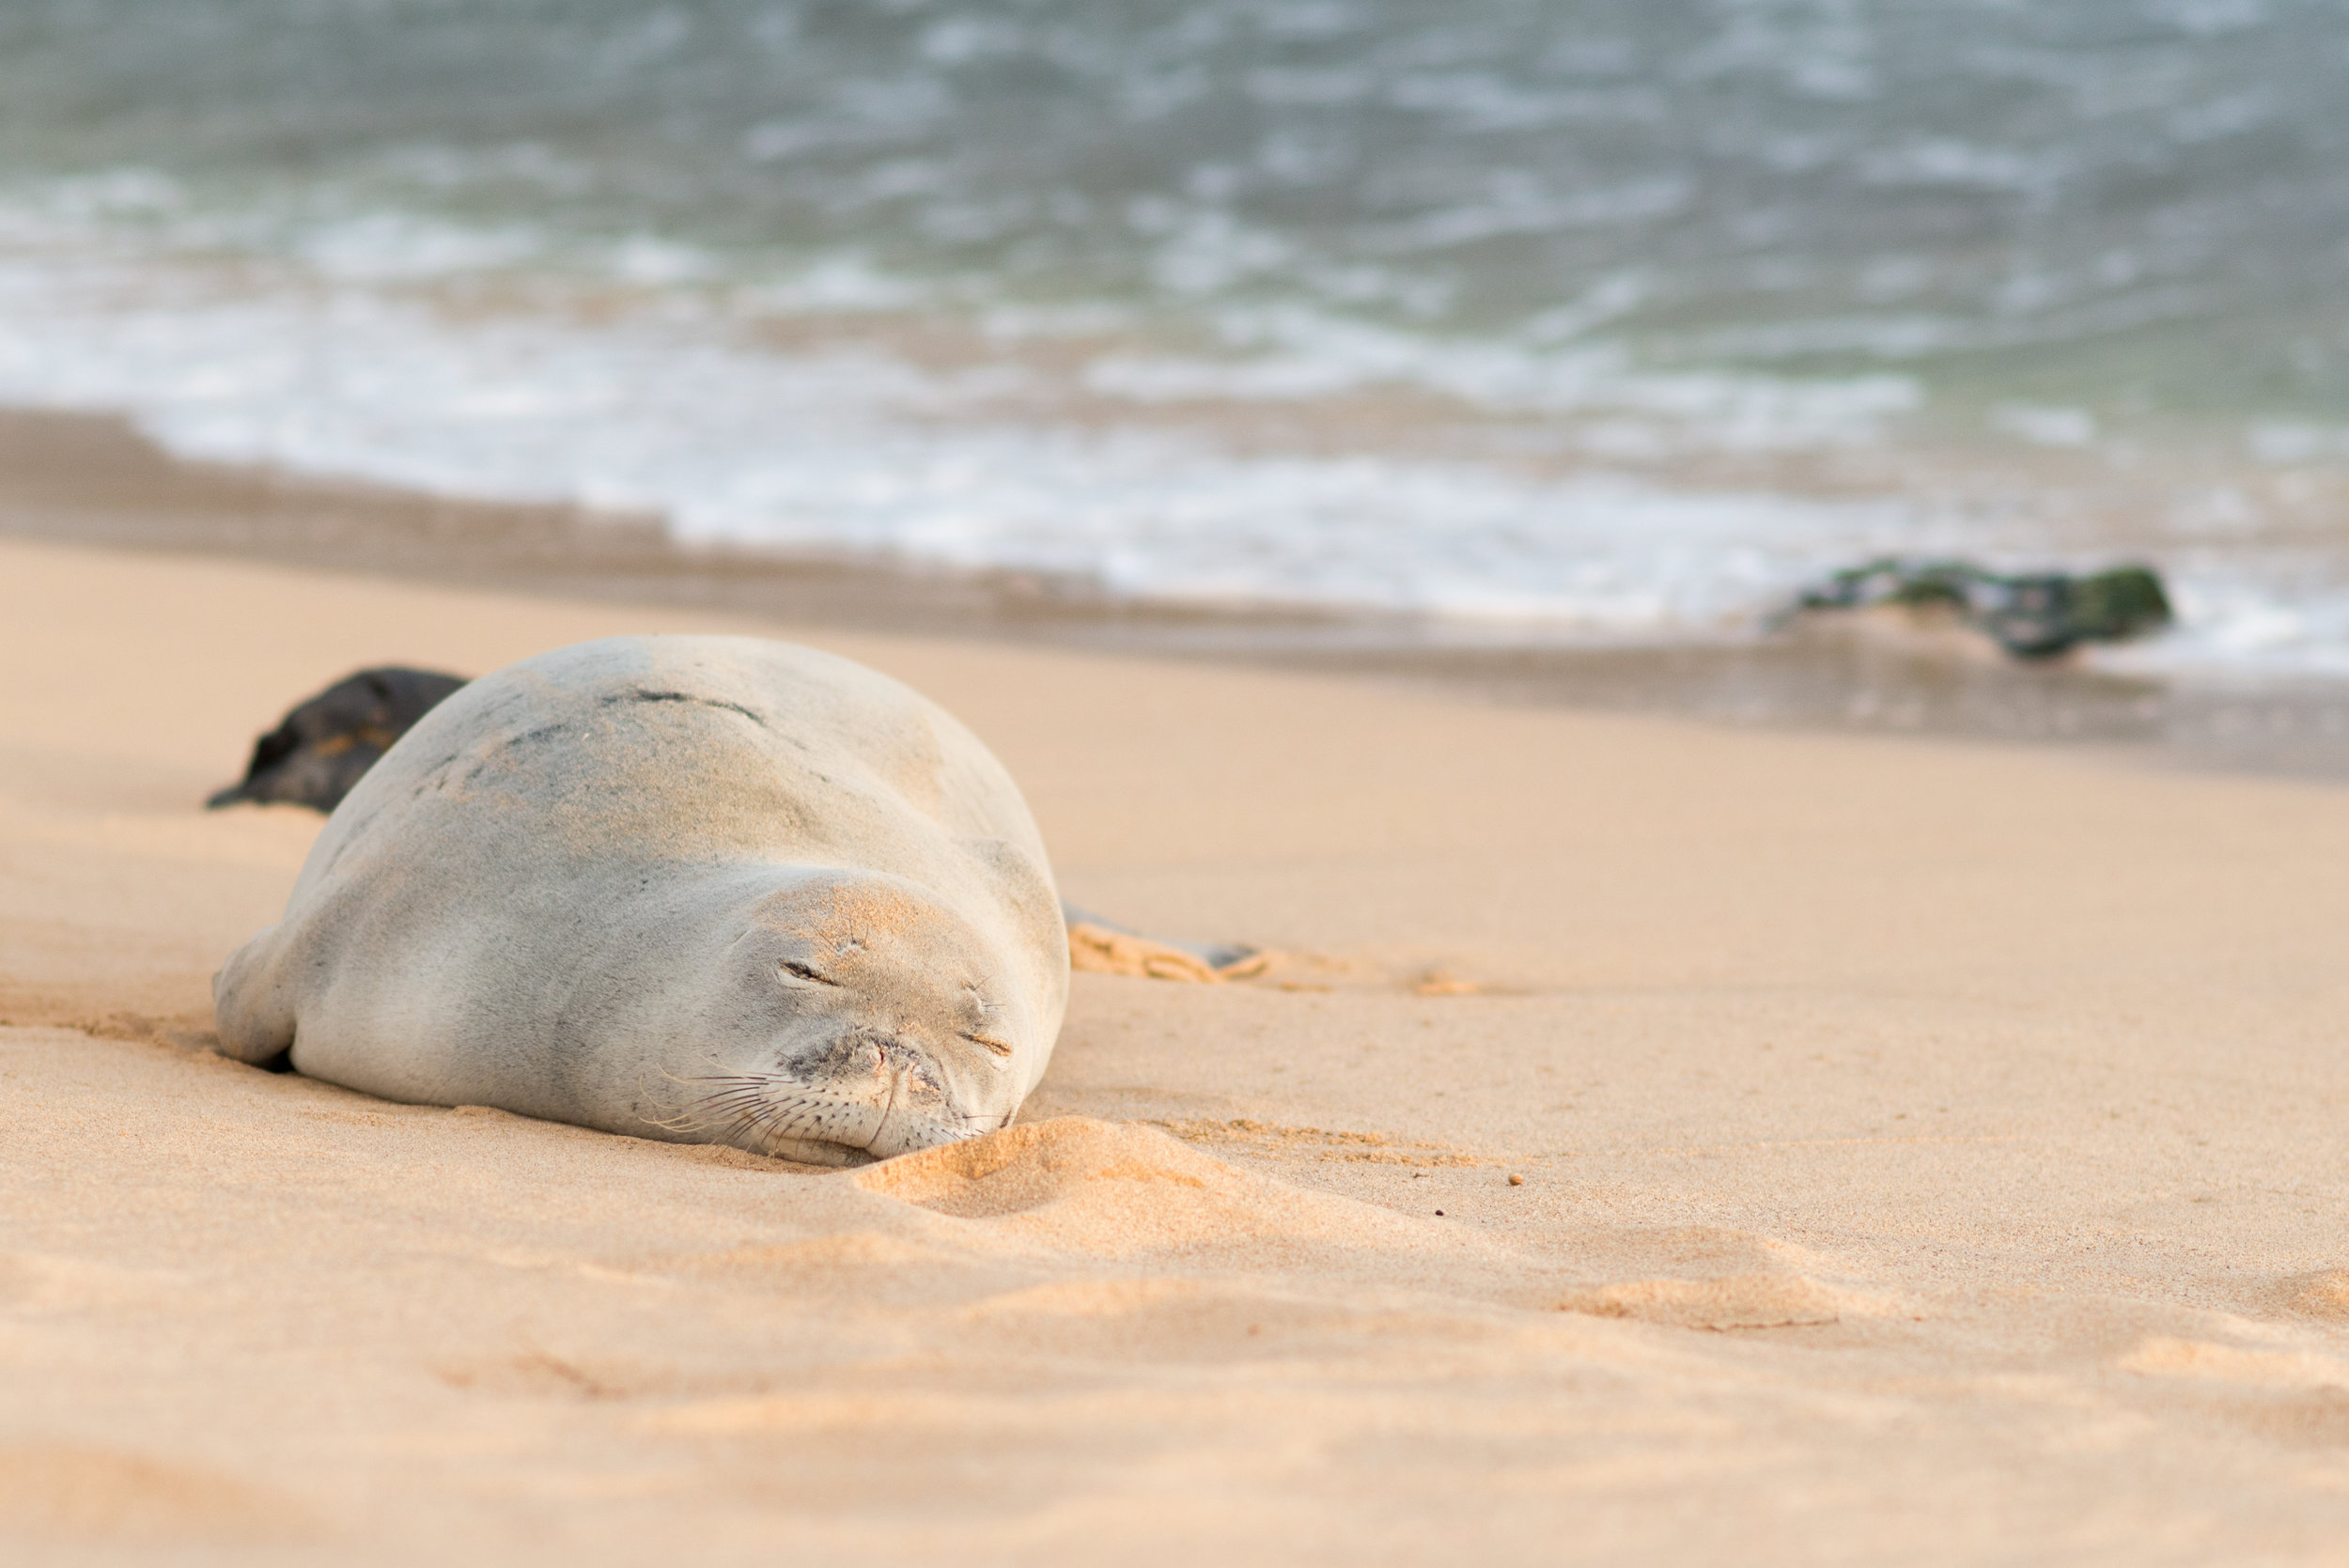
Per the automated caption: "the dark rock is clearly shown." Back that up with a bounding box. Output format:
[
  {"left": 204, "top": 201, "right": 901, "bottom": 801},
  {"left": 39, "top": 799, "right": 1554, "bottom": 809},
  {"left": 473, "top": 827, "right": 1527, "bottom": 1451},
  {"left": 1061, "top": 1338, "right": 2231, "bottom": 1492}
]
[
  {"left": 207, "top": 667, "right": 470, "bottom": 814},
  {"left": 1792, "top": 559, "right": 2172, "bottom": 660}
]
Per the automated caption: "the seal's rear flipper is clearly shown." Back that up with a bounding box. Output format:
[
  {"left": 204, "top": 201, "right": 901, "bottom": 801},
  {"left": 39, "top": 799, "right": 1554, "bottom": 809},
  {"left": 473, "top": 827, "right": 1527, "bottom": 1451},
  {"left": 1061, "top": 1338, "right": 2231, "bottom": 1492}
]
[{"left": 210, "top": 925, "right": 299, "bottom": 1068}]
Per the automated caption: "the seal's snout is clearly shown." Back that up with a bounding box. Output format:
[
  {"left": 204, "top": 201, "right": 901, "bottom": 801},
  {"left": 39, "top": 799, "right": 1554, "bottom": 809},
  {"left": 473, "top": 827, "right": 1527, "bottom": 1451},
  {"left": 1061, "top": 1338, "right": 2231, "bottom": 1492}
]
[
  {"left": 792, "top": 1027, "right": 947, "bottom": 1101},
  {"left": 696, "top": 1025, "right": 976, "bottom": 1164}
]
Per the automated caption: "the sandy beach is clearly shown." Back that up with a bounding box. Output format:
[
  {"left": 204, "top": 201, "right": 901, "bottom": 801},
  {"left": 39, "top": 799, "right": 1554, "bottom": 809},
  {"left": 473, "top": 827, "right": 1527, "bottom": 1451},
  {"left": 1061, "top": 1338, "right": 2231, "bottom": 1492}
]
[
  {"left": 5, "top": 523, "right": 2349, "bottom": 1562},
  {"left": 9, "top": 5, "right": 2349, "bottom": 1557}
]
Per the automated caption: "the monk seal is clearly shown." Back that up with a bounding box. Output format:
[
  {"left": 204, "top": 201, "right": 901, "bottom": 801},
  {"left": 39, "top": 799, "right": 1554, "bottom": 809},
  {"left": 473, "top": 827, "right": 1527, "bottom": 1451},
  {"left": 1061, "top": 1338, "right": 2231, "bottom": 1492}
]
[{"left": 210, "top": 635, "right": 1067, "bottom": 1166}]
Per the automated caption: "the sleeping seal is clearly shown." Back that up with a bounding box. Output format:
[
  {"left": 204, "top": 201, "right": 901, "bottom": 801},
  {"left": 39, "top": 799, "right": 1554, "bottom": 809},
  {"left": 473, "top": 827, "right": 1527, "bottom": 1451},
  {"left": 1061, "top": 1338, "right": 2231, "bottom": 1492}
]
[{"left": 211, "top": 635, "right": 1067, "bottom": 1166}]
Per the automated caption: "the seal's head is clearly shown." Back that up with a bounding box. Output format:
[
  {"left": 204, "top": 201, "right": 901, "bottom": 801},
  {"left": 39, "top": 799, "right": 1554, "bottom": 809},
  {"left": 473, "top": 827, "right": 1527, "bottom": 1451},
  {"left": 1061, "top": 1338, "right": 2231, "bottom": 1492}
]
[{"left": 664, "top": 870, "right": 1041, "bottom": 1167}]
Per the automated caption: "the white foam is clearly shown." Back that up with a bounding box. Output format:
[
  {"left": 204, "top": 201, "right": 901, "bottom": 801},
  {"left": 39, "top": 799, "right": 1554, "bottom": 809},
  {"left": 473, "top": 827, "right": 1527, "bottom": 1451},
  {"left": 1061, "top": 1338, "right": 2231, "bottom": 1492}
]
[
  {"left": 2096, "top": 569, "right": 2349, "bottom": 681},
  {"left": 0, "top": 238, "right": 1941, "bottom": 637},
  {"left": 1991, "top": 404, "right": 2099, "bottom": 449},
  {"left": 1090, "top": 302, "right": 1921, "bottom": 451},
  {"left": 0, "top": 217, "right": 2341, "bottom": 682}
]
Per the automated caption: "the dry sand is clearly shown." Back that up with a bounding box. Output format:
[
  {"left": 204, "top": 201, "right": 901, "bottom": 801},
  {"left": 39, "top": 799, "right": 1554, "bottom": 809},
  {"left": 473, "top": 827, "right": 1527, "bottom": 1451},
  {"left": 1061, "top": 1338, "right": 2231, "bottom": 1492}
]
[{"left": 5, "top": 532, "right": 2348, "bottom": 1563}]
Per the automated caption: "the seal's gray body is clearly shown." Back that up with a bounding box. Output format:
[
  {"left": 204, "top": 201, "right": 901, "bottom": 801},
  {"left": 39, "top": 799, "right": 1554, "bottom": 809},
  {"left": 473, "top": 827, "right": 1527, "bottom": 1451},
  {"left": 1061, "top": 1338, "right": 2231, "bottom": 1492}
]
[{"left": 213, "top": 636, "right": 1067, "bottom": 1165}]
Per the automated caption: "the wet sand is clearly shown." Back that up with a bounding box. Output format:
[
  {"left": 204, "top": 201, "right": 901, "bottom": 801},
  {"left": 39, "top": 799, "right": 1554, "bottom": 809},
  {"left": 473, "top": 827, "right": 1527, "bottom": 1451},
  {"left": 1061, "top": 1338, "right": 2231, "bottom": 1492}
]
[
  {"left": 12, "top": 405, "right": 2349, "bottom": 780},
  {"left": 5, "top": 518, "right": 2349, "bottom": 1562}
]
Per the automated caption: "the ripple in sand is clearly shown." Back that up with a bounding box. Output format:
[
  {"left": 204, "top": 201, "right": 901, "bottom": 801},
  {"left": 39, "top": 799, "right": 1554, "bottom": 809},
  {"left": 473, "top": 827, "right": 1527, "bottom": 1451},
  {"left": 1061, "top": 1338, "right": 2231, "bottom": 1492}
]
[
  {"left": 1550, "top": 1225, "right": 1914, "bottom": 1331},
  {"left": 2283, "top": 1269, "right": 2349, "bottom": 1322},
  {"left": 2120, "top": 1336, "right": 2349, "bottom": 1390},
  {"left": 0, "top": 1444, "right": 307, "bottom": 1544},
  {"left": 0, "top": 1252, "right": 181, "bottom": 1313},
  {"left": 1148, "top": 1116, "right": 1493, "bottom": 1168},
  {"left": 851, "top": 1118, "right": 1221, "bottom": 1220},
  {"left": 1557, "top": 1273, "right": 1848, "bottom": 1331}
]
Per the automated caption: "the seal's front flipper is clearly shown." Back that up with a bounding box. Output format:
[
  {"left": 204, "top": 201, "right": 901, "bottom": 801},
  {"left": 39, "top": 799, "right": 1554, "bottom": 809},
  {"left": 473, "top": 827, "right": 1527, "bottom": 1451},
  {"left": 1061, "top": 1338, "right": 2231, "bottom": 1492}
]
[
  {"left": 1059, "top": 902, "right": 1267, "bottom": 983},
  {"left": 210, "top": 925, "right": 299, "bottom": 1068}
]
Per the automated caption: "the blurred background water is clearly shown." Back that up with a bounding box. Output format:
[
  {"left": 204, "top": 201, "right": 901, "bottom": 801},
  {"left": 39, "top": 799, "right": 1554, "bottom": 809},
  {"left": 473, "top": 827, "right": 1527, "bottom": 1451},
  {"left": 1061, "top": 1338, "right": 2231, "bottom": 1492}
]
[{"left": 4, "top": 0, "right": 2348, "bottom": 677}]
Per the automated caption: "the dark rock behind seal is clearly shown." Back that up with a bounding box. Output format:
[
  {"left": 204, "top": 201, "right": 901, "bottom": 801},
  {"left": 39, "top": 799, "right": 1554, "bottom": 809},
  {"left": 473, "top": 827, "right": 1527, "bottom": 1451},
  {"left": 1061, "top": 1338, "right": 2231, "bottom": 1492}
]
[
  {"left": 1791, "top": 559, "right": 2172, "bottom": 660},
  {"left": 208, "top": 667, "right": 470, "bottom": 814}
]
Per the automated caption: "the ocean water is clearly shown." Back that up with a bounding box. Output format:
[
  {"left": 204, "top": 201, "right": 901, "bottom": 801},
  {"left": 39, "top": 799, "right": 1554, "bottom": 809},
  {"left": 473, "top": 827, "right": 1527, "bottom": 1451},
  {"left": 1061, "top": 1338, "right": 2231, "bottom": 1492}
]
[{"left": 3, "top": 0, "right": 2348, "bottom": 675}]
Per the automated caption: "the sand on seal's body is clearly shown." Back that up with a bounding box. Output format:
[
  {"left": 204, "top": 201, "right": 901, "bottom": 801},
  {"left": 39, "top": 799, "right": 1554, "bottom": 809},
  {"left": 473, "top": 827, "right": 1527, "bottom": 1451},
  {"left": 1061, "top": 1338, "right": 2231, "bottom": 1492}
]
[{"left": 213, "top": 635, "right": 1067, "bottom": 1166}]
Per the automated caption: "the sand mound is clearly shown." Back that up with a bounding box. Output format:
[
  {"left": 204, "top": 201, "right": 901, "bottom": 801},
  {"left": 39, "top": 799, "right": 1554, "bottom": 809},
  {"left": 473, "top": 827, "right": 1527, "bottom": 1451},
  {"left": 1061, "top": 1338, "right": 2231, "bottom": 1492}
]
[
  {"left": 0, "top": 1253, "right": 182, "bottom": 1314},
  {"left": 1559, "top": 1272, "right": 1850, "bottom": 1330},
  {"left": 848, "top": 1117, "right": 1540, "bottom": 1313},
  {"left": 1550, "top": 1226, "right": 1910, "bottom": 1330},
  {"left": 2121, "top": 1336, "right": 2349, "bottom": 1391},
  {"left": 854, "top": 1117, "right": 1229, "bottom": 1219},
  {"left": 855, "top": 1116, "right": 1445, "bottom": 1246}
]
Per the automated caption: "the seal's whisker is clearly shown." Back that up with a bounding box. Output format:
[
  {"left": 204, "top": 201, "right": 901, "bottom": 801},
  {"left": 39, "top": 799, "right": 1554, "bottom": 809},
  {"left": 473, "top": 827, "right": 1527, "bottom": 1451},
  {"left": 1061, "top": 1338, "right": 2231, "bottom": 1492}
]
[
  {"left": 644, "top": 1072, "right": 808, "bottom": 1138},
  {"left": 696, "top": 1087, "right": 781, "bottom": 1112}
]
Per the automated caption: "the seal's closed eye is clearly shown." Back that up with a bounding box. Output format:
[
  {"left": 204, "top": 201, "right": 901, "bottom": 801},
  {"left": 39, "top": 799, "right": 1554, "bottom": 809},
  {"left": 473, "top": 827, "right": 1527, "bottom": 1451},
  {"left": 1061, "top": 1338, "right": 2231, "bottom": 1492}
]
[
  {"left": 778, "top": 961, "right": 839, "bottom": 987},
  {"left": 962, "top": 1032, "right": 1016, "bottom": 1058}
]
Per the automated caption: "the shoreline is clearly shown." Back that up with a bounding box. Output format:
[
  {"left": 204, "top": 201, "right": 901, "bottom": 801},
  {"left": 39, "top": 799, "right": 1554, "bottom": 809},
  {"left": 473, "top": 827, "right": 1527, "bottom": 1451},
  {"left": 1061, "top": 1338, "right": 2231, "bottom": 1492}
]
[{"left": 10, "top": 404, "right": 2349, "bottom": 782}]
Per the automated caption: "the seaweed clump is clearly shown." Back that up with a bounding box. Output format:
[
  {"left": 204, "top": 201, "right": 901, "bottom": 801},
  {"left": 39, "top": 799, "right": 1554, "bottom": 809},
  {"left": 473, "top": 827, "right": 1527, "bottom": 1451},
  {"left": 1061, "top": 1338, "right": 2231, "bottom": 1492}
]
[{"left": 1792, "top": 559, "right": 2172, "bottom": 660}]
